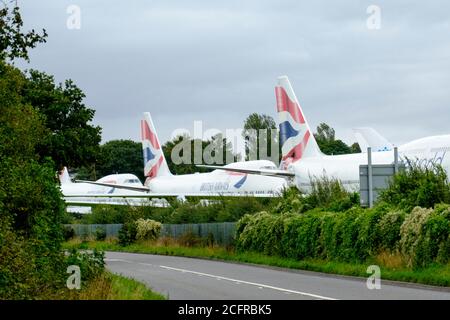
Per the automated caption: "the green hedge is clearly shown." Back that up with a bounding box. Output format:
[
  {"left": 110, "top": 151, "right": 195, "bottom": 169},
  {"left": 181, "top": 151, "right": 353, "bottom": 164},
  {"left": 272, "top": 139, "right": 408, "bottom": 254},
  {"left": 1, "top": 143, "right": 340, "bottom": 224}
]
[{"left": 235, "top": 204, "right": 450, "bottom": 268}]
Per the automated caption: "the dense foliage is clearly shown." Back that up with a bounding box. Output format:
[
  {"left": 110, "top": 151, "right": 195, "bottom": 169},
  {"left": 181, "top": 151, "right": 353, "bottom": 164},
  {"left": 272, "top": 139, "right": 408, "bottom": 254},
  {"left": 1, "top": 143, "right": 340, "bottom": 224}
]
[
  {"left": 0, "top": 5, "right": 47, "bottom": 62},
  {"left": 235, "top": 204, "right": 450, "bottom": 268},
  {"left": 0, "top": 59, "right": 67, "bottom": 299},
  {"left": 74, "top": 197, "right": 272, "bottom": 225},
  {"left": 162, "top": 134, "right": 238, "bottom": 175},
  {"left": 234, "top": 164, "right": 450, "bottom": 269},
  {"left": 75, "top": 140, "right": 144, "bottom": 181},
  {"left": 314, "top": 123, "right": 360, "bottom": 155},
  {"left": 273, "top": 180, "right": 359, "bottom": 214},
  {"left": 22, "top": 70, "right": 102, "bottom": 170},
  {"left": 243, "top": 113, "right": 278, "bottom": 161},
  {"left": 135, "top": 218, "right": 161, "bottom": 241},
  {"left": 0, "top": 5, "right": 104, "bottom": 299},
  {"left": 379, "top": 161, "right": 450, "bottom": 211}
]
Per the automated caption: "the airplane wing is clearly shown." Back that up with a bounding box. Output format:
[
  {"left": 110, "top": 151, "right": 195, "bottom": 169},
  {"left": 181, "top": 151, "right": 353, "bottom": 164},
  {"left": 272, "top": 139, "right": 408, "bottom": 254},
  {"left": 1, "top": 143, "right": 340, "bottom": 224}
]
[
  {"left": 64, "top": 192, "right": 279, "bottom": 198},
  {"left": 75, "top": 180, "right": 151, "bottom": 192},
  {"left": 352, "top": 127, "right": 393, "bottom": 152},
  {"left": 196, "top": 165, "right": 295, "bottom": 178}
]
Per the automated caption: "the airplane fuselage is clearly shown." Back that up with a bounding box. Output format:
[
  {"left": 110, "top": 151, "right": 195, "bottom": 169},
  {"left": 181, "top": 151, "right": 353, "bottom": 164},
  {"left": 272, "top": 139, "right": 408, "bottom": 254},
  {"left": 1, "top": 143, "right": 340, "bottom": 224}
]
[
  {"left": 146, "top": 160, "right": 287, "bottom": 196},
  {"left": 61, "top": 173, "right": 144, "bottom": 196},
  {"left": 290, "top": 135, "right": 450, "bottom": 192}
]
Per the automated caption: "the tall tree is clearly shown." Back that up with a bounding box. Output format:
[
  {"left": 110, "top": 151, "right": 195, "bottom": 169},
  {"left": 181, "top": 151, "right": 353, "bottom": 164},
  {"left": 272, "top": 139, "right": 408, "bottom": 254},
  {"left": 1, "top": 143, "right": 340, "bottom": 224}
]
[
  {"left": 22, "top": 70, "right": 102, "bottom": 170},
  {"left": 163, "top": 135, "right": 238, "bottom": 175},
  {"left": 0, "top": 4, "right": 66, "bottom": 298},
  {"left": 0, "top": 4, "right": 47, "bottom": 62},
  {"left": 97, "top": 140, "right": 144, "bottom": 182},
  {"left": 314, "top": 122, "right": 360, "bottom": 155}
]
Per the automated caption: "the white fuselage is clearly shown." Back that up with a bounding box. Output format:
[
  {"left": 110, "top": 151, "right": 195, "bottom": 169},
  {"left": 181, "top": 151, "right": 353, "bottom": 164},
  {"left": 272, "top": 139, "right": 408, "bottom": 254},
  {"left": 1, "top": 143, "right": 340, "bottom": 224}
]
[
  {"left": 146, "top": 160, "right": 288, "bottom": 196},
  {"left": 61, "top": 173, "right": 149, "bottom": 205},
  {"left": 290, "top": 135, "right": 450, "bottom": 192}
]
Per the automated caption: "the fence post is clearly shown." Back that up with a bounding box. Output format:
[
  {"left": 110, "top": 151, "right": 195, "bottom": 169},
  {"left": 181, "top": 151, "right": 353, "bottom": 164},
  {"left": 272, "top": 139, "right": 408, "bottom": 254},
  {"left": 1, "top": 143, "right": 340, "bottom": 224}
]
[
  {"left": 394, "top": 146, "right": 399, "bottom": 174},
  {"left": 367, "top": 147, "right": 373, "bottom": 208}
]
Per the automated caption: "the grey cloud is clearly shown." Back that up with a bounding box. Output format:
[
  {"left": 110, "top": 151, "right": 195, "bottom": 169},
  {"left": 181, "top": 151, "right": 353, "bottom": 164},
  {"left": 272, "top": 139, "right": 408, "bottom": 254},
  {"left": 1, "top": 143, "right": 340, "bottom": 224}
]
[{"left": 17, "top": 0, "right": 450, "bottom": 146}]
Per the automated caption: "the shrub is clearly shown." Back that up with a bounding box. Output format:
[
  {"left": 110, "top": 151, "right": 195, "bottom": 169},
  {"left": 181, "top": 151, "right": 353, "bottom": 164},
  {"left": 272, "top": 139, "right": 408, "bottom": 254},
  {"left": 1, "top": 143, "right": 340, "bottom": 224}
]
[
  {"left": 261, "top": 214, "right": 288, "bottom": 256},
  {"left": 273, "top": 187, "right": 309, "bottom": 214},
  {"left": 235, "top": 212, "right": 274, "bottom": 253},
  {"left": 84, "top": 206, "right": 126, "bottom": 224},
  {"left": 202, "top": 232, "right": 215, "bottom": 247},
  {"left": 273, "top": 180, "right": 359, "bottom": 214},
  {"left": 380, "top": 161, "right": 450, "bottom": 211},
  {"left": 308, "top": 175, "right": 359, "bottom": 212},
  {"left": 399, "top": 207, "right": 434, "bottom": 267},
  {"left": 178, "top": 231, "right": 201, "bottom": 247},
  {"left": 353, "top": 205, "right": 390, "bottom": 261},
  {"left": 63, "top": 226, "right": 76, "bottom": 241},
  {"left": 377, "top": 210, "right": 405, "bottom": 252},
  {"left": 65, "top": 249, "right": 105, "bottom": 284},
  {"left": 118, "top": 222, "right": 137, "bottom": 246},
  {"left": 95, "top": 227, "right": 107, "bottom": 241},
  {"left": 135, "top": 219, "right": 161, "bottom": 241},
  {"left": 281, "top": 212, "right": 324, "bottom": 259},
  {"left": 330, "top": 208, "right": 361, "bottom": 261},
  {"left": 412, "top": 205, "right": 450, "bottom": 267}
]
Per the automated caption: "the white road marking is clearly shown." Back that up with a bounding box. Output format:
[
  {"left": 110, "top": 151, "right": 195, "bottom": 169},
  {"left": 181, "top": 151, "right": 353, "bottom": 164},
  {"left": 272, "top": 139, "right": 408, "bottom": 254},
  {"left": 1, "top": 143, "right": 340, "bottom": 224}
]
[
  {"left": 159, "top": 265, "right": 337, "bottom": 300},
  {"left": 137, "top": 262, "right": 155, "bottom": 267},
  {"left": 104, "top": 258, "right": 133, "bottom": 263}
]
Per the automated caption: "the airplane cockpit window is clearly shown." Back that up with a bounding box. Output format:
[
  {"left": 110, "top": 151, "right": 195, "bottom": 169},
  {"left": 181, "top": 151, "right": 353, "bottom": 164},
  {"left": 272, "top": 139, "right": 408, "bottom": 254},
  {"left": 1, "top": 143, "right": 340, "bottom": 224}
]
[{"left": 124, "top": 179, "right": 140, "bottom": 184}]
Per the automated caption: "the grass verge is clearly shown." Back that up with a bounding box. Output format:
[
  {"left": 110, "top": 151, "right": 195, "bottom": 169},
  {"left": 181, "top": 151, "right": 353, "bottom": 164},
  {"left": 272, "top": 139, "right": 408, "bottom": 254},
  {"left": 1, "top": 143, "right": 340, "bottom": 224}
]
[
  {"left": 68, "top": 271, "right": 166, "bottom": 300},
  {"left": 64, "top": 239, "right": 450, "bottom": 288}
]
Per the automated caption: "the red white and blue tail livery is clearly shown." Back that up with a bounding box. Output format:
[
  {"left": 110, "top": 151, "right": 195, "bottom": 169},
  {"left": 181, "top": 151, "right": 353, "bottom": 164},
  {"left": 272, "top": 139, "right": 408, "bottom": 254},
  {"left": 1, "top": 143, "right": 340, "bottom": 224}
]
[
  {"left": 141, "top": 112, "right": 171, "bottom": 181},
  {"left": 276, "top": 76, "right": 321, "bottom": 168}
]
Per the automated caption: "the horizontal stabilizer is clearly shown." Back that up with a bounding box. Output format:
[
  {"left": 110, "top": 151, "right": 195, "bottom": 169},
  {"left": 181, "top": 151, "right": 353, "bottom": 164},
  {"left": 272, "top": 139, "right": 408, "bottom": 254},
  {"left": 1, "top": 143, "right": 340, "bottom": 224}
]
[{"left": 75, "top": 180, "right": 151, "bottom": 192}]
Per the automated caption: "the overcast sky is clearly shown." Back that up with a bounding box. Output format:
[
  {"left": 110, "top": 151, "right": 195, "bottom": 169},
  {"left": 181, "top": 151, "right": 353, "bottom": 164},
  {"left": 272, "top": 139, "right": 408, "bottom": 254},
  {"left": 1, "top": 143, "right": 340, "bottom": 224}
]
[{"left": 17, "top": 0, "right": 450, "bottom": 148}]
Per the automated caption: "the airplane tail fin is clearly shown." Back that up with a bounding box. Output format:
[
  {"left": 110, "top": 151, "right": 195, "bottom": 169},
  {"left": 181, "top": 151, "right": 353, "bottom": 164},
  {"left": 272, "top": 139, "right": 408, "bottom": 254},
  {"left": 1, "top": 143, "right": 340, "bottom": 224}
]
[
  {"left": 276, "top": 76, "right": 321, "bottom": 167},
  {"left": 353, "top": 127, "right": 393, "bottom": 152},
  {"left": 58, "top": 166, "right": 72, "bottom": 184},
  {"left": 141, "top": 112, "right": 172, "bottom": 181}
]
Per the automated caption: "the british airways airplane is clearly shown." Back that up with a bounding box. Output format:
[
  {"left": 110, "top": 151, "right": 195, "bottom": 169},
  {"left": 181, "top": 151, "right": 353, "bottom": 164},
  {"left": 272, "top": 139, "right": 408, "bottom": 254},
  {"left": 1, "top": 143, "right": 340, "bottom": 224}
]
[
  {"left": 60, "top": 167, "right": 156, "bottom": 205},
  {"left": 202, "top": 76, "right": 450, "bottom": 192},
  {"left": 76, "top": 112, "right": 288, "bottom": 197}
]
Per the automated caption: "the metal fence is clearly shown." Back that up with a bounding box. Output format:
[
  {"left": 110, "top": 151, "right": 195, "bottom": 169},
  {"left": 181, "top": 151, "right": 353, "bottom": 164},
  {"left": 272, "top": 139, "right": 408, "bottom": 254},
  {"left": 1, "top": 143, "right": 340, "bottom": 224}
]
[
  {"left": 64, "top": 222, "right": 237, "bottom": 245},
  {"left": 161, "top": 222, "right": 236, "bottom": 246},
  {"left": 65, "top": 224, "right": 122, "bottom": 238}
]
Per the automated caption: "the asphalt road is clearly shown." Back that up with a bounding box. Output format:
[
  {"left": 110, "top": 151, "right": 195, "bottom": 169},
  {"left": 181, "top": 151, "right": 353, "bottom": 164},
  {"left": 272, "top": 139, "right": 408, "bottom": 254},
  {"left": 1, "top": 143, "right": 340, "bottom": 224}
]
[{"left": 105, "top": 251, "right": 450, "bottom": 300}]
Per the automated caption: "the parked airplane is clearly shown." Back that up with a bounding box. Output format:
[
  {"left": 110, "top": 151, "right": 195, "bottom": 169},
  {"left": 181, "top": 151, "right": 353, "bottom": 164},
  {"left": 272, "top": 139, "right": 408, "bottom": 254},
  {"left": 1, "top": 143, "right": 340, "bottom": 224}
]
[
  {"left": 76, "top": 112, "right": 288, "bottom": 197},
  {"left": 200, "top": 76, "right": 450, "bottom": 192},
  {"left": 60, "top": 167, "right": 157, "bottom": 205}
]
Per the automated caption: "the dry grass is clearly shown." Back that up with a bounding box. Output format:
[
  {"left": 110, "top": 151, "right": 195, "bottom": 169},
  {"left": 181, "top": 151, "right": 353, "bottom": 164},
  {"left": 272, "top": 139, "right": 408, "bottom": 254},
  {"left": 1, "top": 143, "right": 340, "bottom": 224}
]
[
  {"left": 375, "top": 250, "right": 406, "bottom": 270},
  {"left": 71, "top": 273, "right": 112, "bottom": 300},
  {"left": 66, "top": 272, "right": 165, "bottom": 300}
]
